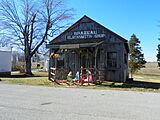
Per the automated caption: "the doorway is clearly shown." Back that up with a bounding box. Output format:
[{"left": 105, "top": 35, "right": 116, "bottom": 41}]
[{"left": 80, "top": 49, "right": 94, "bottom": 69}]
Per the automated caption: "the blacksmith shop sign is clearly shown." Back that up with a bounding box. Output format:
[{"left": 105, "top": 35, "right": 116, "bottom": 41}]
[{"left": 66, "top": 30, "right": 105, "bottom": 40}]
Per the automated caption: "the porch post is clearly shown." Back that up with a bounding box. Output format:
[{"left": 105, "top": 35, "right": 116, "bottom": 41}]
[
  {"left": 93, "top": 47, "right": 99, "bottom": 82},
  {"left": 94, "top": 47, "right": 98, "bottom": 68},
  {"left": 48, "top": 49, "right": 52, "bottom": 80}
]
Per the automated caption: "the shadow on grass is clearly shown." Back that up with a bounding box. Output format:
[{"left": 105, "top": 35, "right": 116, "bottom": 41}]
[{"left": 100, "top": 80, "right": 160, "bottom": 90}]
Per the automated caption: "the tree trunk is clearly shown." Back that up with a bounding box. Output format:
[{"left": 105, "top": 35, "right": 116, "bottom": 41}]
[
  {"left": 25, "top": 55, "right": 33, "bottom": 76},
  {"left": 24, "top": 27, "right": 33, "bottom": 76},
  {"left": 130, "top": 70, "right": 133, "bottom": 78}
]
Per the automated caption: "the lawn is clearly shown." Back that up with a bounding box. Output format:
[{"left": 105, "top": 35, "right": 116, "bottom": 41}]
[
  {"left": 0, "top": 71, "right": 53, "bottom": 86},
  {"left": 133, "top": 62, "right": 160, "bottom": 83},
  {"left": 0, "top": 63, "right": 160, "bottom": 93},
  {"left": 135, "top": 62, "right": 160, "bottom": 76},
  {"left": 0, "top": 76, "right": 54, "bottom": 86},
  {"left": 133, "top": 74, "right": 160, "bottom": 83},
  {"left": 1, "top": 75, "right": 160, "bottom": 93}
]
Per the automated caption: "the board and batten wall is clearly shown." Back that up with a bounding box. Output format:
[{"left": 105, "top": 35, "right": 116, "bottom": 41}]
[{"left": 96, "top": 37, "right": 128, "bottom": 82}]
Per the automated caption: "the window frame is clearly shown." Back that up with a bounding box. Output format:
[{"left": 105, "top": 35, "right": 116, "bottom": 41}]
[{"left": 107, "top": 52, "right": 117, "bottom": 68}]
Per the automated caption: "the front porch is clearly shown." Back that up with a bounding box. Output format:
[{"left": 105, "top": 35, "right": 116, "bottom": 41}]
[{"left": 47, "top": 42, "right": 105, "bottom": 84}]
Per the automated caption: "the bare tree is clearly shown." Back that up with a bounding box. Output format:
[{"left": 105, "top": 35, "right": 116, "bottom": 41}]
[
  {"left": 0, "top": 0, "right": 73, "bottom": 75},
  {"left": 0, "top": 33, "right": 11, "bottom": 47}
]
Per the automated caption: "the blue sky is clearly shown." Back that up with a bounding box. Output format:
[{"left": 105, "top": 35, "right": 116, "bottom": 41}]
[{"left": 67, "top": 0, "right": 160, "bottom": 62}]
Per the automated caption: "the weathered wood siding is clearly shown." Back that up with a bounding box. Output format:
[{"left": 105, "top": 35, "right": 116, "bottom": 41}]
[
  {"left": 48, "top": 16, "right": 129, "bottom": 82},
  {"left": 95, "top": 42, "right": 125, "bottom": 81}
]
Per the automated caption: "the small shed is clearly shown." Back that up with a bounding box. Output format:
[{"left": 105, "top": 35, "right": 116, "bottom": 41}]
[
  {"left": 0, "top": 47, "right": 12, "bottom": 76},
  {"left": 47, "top": 15, "right": 129, "bottom": 82}
]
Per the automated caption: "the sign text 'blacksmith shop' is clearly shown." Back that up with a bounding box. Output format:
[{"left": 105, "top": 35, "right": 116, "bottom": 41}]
[{"left": 66, "top": 30, "right": 105, "bottom": 40}]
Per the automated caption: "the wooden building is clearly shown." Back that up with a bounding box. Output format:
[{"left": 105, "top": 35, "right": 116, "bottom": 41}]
[{"left": 47, "top": 15, "right": 129, "bottom": 82}]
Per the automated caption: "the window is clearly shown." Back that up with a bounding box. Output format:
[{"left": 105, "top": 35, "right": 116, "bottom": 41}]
[{"left": 107, "top": 52, "right": 117, "bottom": 68}]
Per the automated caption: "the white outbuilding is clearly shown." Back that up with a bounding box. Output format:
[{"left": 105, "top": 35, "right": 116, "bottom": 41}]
[
  {"left": 43, "top": 51, "right": 49, "bottom": 72},
  {"left": 0, "top": 47, "right": 12, "bottom": 76}
]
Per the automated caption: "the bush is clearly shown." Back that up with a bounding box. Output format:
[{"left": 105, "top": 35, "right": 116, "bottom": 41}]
[{"left": 12, "top": 62, "right": 25, "bottom": 73}]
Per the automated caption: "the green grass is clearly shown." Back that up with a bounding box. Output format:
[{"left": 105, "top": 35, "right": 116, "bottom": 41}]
[
  {"left": 0, "top": 71, "right": 53, "bottom": 86},
  {"left": 1, "top": 76, "right": 159, "bottom": 92},
  {"left": 0, "top": 64, "right": 160, "bottom": 93},
  {"left": 1, "top": 77, "right": 54, "bottom": 86}
]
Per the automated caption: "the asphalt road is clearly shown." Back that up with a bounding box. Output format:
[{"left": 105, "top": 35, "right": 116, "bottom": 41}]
[{"left": 0, "top": 83, "right": 159, "bottom": 120}]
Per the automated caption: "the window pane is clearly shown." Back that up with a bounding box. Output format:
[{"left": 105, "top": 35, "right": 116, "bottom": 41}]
[{"left": 107, "top": 52, "right": 117, "bottom": 68}]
